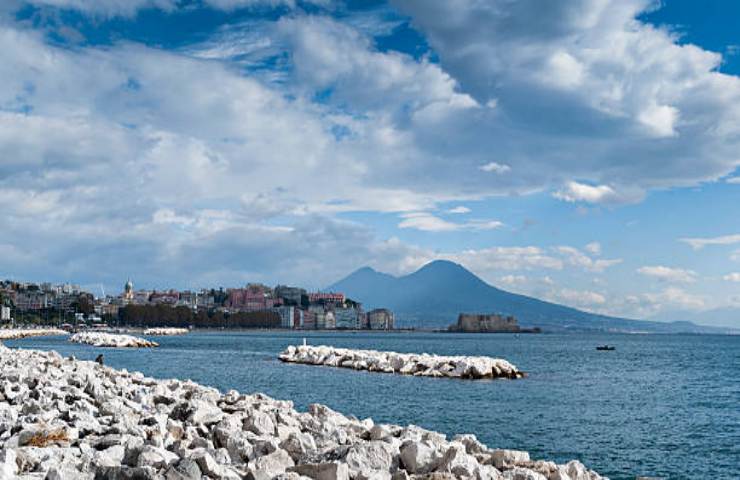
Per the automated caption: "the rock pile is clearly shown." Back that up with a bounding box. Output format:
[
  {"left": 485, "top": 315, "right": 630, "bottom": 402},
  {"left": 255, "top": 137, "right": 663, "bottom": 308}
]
[
  {"left": 0, "top": 344, "right": 604, "bottom": 480},
  {"left": 279, "top": 345, "right": 525, "bottom": 380},
  {"left": 70, "top": 332, "right": 159, "bottom": 348},
  {"left": 143, "top": 328, "right": 190, "bottom": 336},
  {"left": 0, "top": 328, "right": 68, "bottom": 340}
]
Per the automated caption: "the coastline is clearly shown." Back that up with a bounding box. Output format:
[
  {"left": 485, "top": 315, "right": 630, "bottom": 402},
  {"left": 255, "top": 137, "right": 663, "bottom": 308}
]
[{"left": 0, "top": 342, "right": 605, "bottom": 479}]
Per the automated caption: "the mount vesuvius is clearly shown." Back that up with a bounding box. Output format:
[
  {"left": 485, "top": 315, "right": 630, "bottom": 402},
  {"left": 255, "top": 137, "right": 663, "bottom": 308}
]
[{"left": 328, "top": 260, "right": 725, "bottom": 333}]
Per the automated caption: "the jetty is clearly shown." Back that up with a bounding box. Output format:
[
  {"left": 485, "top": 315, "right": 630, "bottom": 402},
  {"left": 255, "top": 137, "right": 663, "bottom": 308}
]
[
  {"left": 69, "top": 331, "right": 159, "bottom": 348},
  {"left": 143, "top": 327, "right": 189, "bottom": 336},
  {"left": 0, "top": 343, "right": 604, "bottom": 479},
  {"left": 279, "top": 344, "right": 525, "bottom": 380},
  {"left": 0, "top": 328, "right": 68, "bottom": 340}
]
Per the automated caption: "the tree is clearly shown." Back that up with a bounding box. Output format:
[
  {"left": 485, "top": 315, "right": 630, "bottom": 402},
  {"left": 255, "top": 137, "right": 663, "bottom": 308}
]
[{"left": 72, "top": 294, "right": 95, "bottom": 316}]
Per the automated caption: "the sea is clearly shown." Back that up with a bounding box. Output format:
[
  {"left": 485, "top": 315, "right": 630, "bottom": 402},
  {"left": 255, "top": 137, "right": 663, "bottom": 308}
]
[{"left": 6, "top": 331, "right": 739, "bottom": 480}]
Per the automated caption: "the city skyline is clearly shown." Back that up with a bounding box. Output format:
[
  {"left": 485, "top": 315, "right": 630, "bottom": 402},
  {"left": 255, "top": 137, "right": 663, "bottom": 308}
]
[{"left": 1, "top": 1, "right": 740, "bottom": 325}]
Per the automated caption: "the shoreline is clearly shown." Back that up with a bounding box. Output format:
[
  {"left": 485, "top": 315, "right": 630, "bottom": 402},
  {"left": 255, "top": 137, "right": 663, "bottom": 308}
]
[{"left": 0, "top": 342, "right": 605, "bottom": 479}]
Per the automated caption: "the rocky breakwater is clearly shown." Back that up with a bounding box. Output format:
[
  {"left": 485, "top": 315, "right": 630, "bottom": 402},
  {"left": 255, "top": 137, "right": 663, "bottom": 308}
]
[
  {"left": 143, "top": 328, "right": 190, "bottom": 336},
  {"left": 0, "top": 328, "right": 68, "bottom": 340},
  {"left": 70, "top": 332, "right": 159, "bottom": 348},
  {"left": 279, "top": 345, "right": 525, "bottom": 380},
  {"left": 0, "top": 343, "right": 605, "bottom": 480}
]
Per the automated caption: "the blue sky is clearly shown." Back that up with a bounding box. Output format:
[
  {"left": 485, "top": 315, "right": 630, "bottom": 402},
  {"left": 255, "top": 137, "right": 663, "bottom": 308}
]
[{"left": 1, "top": 0, "right": 739, "bottom": 326}]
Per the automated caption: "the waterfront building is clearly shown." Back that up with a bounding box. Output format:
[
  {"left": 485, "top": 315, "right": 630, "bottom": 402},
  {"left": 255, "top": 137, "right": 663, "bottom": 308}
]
[
  {"left": 133, "top": 291, "right": 151, "bottom": 305},
  {"left": 276, "top": 305, "right": 295, "bottom": 328},
  {"left": 150, "top": 290, "right": 180, "bottom": 305},
  {"left": 50, "top": 292, "right": 77, "bottom": 310},
  {"left": 308, "top": 292, "right": 345, "bottom": 305},
  {"left": 1, "top": 306, "right": 10, "bottom": 322},
  {"left": 275, "top": 285, "right": 306, "bottom": 305},
  {"left": 334, "top": 307, "right": 360, "bottom": 329},
  {"left": 227, "top": 284, "right": 276, "bottom": 311},
  {"left": 358, "top": 311, "right": 368, "bottom": 329},
  {"left": 100, "top": 303, "right": 119, "bottom": 317},
  {"left": 324, "top": 311, "right": 336, "bottom": 329},
  {"left": 15, "top": 291, "right": 48, "bottom": 311},
  {"left": 367, "top": 308, "right": 394, "bottom": 330},
  {"left": 302, "top": 310, "right": 316, "bottom": 329}
]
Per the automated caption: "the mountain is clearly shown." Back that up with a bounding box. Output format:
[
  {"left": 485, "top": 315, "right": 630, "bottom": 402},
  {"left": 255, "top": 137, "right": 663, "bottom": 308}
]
[{"left": 329, "top": 260, "right": 733, "bottom": 333}]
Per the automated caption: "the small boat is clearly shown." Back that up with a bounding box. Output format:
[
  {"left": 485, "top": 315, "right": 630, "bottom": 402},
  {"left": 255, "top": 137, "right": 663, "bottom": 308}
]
[{"left": 596, "top": 345, "right": 615, "bottom": 351}]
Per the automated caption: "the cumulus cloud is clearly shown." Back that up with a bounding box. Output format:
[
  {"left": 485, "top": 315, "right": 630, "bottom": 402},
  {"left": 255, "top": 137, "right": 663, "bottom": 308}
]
[
  {"left": 680, "top": 233, "right": 740, "bottom": 250},
  {"left": 723, "top": 273, "right": 740, "bottom": 282},
  {"left": 552, "top": 288, "right": 606, "bottom": 308},
  {"left": 441, "top": 247, "right": 563, "bottom": 272},
  {"left": 553, "top": 181, "right": 642, "bottom": 204},
  {"left": 497, "top": 275, "right": 528, "bottom": 286},
  {"left": 479, "top": 162, "right": 511, "bottom": 174},
  {"left": 556, "top": 246, "right": 622, "bottom": 272},
  {"left": 644, "top": 287, "right": 706, "bottom": 311},
  {"left": 637, "top": 265, "right": 697, "bottom": 283},
  {"left": 585, "top": 242, "right": 601, "bottom": 255},
  {"left": 398, "top": 212, "right": 502, "bottom": 232},
  {"left": 393, "top": 0, "right": 740, "bottom": 194}
]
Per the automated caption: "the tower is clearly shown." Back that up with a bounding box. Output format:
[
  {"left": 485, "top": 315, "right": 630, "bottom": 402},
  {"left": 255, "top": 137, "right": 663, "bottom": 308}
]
[{"left": 124, "top": 278, "right": 134, "bottom": 301}]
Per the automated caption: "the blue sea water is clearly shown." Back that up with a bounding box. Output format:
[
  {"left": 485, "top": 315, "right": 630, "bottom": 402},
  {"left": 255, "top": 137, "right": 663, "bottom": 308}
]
[{"left": 6, "top": 331, "right": 739, "bottom": 480}]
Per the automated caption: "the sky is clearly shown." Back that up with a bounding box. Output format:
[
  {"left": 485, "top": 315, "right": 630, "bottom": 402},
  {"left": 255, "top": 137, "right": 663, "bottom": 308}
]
[{"left": 1, "top": 0, "right": 739, "bottom": 325}]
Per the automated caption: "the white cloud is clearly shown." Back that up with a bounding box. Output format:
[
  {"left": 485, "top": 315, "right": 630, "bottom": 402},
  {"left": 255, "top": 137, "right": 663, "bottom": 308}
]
[
  {"left": 275, "top": 16, "right": 478, "bottom": 114},
  {"left": 398, "top": 213, "right": 459, "bottom": 232},
  {"left": 498, "top": 275, "right": 528, "bottom": 286},
  {"left": 398, "top": 212, "right": 502, "bottom": 232},
  {"left": 392, "top": 0, "right": 740, "bottom": 195},
  {"left": 644, "top": 287, "right": 706, "bottom": 311},
  {"left": 609, "top": 286, "right": 707, "bottom": 318},
  {"left": 585, "top": 242, "right": 602, "bottom": 255},
  {"left": 727, "top": 176, "right": 740, "bottom": 184},
  {"left": 637, "top": 265, "right": 697, "bottom": 283},
  {"left": 543, "top": 51, "right": 585, "bottom": 89},
  {"left": 553, "top": 288, "right": 606, "bottom": 308},
  {"left": 637, "top": 103, "right": 679, "bottom": 138},
  {"left": 442, "top": 247, "right": 564, "bottom": 272},
  {"left": 447, "top": 206, "right": 471, "bottom": 214},
  {"left": 556, "top": 246, "right": 622, "bottom": 272},
  {"left": 479, "top": 162, "right": 511, "bottom": 174},
  {"left": 553, "top": 181, "right": 633, "bottom": 204},
  {"left": 723, "top": 273, "right": 740, "bottom": 282},
  {"left": 680, "top": 233, "right": 740, "bottom": 250}
]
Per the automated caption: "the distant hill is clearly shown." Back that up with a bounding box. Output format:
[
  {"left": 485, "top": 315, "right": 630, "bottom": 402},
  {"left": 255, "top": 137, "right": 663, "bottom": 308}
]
[
  {"left": 329, "top": 260, "right": 732, "bottom": 333},
  {"left": 651, "top": 306, "right": 740, "bottom": 329}
]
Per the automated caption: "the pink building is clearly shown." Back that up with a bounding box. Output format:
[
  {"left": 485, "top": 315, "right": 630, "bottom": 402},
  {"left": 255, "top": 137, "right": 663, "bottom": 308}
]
[
  {"left": 308, "top": 292, "right": 345, "bottom": 304},
  {"left": 228, "top": 284, "right": 276, "bottom": 311}
]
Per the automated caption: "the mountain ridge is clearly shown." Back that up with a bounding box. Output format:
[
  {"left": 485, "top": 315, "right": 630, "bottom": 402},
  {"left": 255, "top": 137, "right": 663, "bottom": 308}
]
[{"left": 329, "top": 260, "right": 732, "bottom": 333}]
